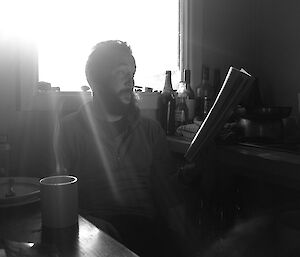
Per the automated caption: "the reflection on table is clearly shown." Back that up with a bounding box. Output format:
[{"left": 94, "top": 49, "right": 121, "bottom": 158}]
[{"left": 0, "top": 202, "right": 138, "bottom": 257}]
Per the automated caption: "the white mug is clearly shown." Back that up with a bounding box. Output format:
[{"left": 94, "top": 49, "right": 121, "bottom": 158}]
[{"left": 40, "top": 175, "right": 78, "bottom": 229}]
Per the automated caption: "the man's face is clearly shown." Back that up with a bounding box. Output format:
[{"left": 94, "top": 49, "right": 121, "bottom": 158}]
[
  {"left": 109, "top": 53, "right": 136, "bottom": 105},
  {"left": 94, "top": 52, "right": 136, "bottom": 116}
]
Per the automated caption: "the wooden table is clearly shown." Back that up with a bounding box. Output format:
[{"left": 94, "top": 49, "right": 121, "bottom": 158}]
[{"left": 0, "top": 202, "right": 138, "bottom": 257}]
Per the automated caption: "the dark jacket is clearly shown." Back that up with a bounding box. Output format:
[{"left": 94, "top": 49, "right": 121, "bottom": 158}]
[{"left": 55, "top": 102, "right": 181, "bottom": 219}]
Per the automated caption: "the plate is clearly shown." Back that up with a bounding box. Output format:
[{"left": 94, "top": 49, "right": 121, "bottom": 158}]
[{"left": 0, "top": 177, "right": 40, "bottom": 207}]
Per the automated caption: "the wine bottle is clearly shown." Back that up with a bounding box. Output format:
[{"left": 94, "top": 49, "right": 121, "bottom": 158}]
[
  {"left": 0, "top": 135, "right": 10, "bottom": 177},
  {"left": 195, "top": 65, "right": 210, "bottom": 120},
  {"left": 175, "top": 81, "right": 189, "bottom": 128},
  {"left": 159, "top": 71, "right": 176, "bottom": 135},
  {"left": 184, "top": 69, "right": 196, "bottom": 121},
  {"left": 213, "top": 68, "right": 221, "bottom": 100},
  {"left": 184, "top": 69, "right": 195, "bottom": 99}
]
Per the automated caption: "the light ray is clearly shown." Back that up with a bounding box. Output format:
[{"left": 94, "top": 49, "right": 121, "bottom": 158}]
[{"left": 79, "top": 95, "right": 120, "bottom": 200}]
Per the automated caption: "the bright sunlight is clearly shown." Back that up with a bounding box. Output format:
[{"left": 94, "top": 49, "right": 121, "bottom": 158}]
[{"left": 0, "top": 0, "right": 179, "bottom": 91}]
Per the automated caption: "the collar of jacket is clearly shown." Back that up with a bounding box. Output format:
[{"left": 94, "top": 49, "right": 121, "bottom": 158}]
[{"left": 78, "top": 101, "right": 141, "bottom": 135}]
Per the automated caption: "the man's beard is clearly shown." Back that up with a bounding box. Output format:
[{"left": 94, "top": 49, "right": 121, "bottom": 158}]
[{"left": 94, "top": 87, "right": 136, "bottom": 117}]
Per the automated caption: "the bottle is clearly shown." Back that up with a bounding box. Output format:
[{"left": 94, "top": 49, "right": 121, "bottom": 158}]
[
  {"left": 184, "top": 69, "right": 196, "bottom": 121},
  {"left": 195, "top": 87, "right": 204, "bottom": 120},
  {"left": 184, "top": 69, "right": 195, "bottom": 99},
  {"left": 159, "top": 71, "right": 176, "bottom": 135},
  {"left": 203, "top": 95, "right": 211, "bottom": 118},
  {"left": 175, "top": 81, "right": 189, "bottom": 128},
  {"left": 213, "top": 68, "right": 221, "bottom": 100},
  {"left": 202, "top": 66, "right": 213, "bottom": 101},
  {"left": 0, "top": 135, "right": 10, "bottom": 177},
  {"left": 195, "top": 65, "right": 210, "bottom": 120}
]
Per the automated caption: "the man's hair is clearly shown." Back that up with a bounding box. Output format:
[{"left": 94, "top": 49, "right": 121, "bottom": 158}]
[{"left": 85, "top": 40, "right": 132, "bottom": 89}]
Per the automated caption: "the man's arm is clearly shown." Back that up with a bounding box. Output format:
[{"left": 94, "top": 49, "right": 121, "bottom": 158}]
[{"left": 150, "top": 124, "right": 187, "bottom": 230}]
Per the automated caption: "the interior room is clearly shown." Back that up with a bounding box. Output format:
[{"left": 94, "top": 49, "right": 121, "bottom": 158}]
[{"left": 0, "top": 0, "right": 300, "bottom": 256}]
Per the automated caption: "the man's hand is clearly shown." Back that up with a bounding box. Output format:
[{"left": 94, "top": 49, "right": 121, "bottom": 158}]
[{"left": 178, "top": 142, "right": 217, "bottom": 186}]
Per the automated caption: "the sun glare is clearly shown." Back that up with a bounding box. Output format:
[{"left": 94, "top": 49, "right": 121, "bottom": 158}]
[{"left": 1, "top": 0, "right": 179, "bottom": 91}]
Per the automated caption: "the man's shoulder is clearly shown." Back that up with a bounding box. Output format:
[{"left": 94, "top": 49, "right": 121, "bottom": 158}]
[{"left": 137, "top": 116, "right": 166, "bottom": 140}]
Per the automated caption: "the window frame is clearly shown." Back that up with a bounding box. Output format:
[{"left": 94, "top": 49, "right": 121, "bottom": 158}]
[{"left": 179, "top": 0, "right": 191, "bottom": 78}]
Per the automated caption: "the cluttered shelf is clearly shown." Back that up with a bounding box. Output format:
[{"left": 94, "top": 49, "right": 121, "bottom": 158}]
[
  {"left": 216, "top": 143, "right": 300, "bottom": 187},
  {"left": 163, "top": 66, "right": 300, "bottom": 190},
  {"left": 167, "top": 134, "right": 300, "bottom": 188}
]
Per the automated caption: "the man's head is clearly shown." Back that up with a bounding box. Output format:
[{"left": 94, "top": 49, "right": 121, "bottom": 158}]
[{"left": 85, "top": 40, "right": 136, "bottom": 116}]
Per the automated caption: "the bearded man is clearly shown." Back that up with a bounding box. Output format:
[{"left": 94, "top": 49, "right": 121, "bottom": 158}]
[{"left": 56, "top": 40, "right": 186, "bottom": 257}]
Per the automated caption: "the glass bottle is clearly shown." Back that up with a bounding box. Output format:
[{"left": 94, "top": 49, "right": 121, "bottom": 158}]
[
  {"left": 213, "top": 68, "right": 221, "bottom": 100},
  {"left": 184, "top": 69, "right": 195, "bottom": 99},
  {"left": 195, "top": 65, "right": 210, "bottom": 120},
  {"left": 203, "top": 95, "right": 211, "bottom": 118},
  {"left": 175, "top": 81, "right": 189, "bottom": 128},
  {"left": 184, "top": 69, "right": 196, "bottom": 121},
  {"left": 0, "top": 135, "right": 10, "bottom": 177},
  {"left": 202, "top": 66, "right": 213, "bottom": 101},
  {"left": 159, "top": 71, "right": 176, "bottom": 135}
]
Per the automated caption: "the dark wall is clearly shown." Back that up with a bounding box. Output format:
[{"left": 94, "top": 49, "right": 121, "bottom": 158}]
[
  {"left": 190, "top": 0, "right": 300, "bottom": 117},
  {"left": 189, "top": 0, "right": 257, "bottom": 93},
  {"left": 256, "top": 0, "right": 300, "bottom": 115}
]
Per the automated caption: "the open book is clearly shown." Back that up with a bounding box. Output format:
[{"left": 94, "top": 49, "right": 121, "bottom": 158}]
[{"left": 184, "top": 67, "right": 255, "bottom": 162}]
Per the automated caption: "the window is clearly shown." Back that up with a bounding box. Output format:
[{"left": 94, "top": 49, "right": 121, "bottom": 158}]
[{"left": 33, "top": 0, "right": 180, "bottom": 91}]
